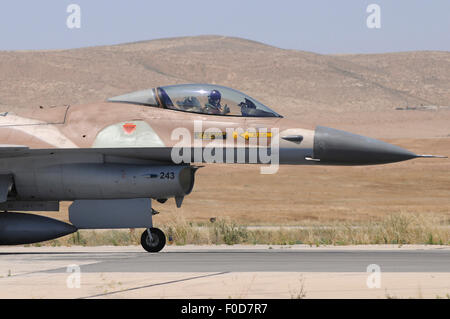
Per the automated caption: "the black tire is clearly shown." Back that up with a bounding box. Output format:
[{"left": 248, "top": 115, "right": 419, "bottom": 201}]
[{"left": 141, "top": 228, "right": 166, "bottom": 253}]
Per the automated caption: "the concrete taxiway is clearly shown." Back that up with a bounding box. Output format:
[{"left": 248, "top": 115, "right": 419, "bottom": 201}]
[{"left": 0, "top": 245, "right": 449, "bottom": 299}]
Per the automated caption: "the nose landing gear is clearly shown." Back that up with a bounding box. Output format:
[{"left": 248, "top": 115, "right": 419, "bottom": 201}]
[{"left": 141, "top": 227, "right": 166, "bottom": 253}]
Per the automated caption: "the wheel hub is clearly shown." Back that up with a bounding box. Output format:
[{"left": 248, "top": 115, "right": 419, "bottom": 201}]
[{"left": 146, "top": 232, "right": 159, "bottom": 247}]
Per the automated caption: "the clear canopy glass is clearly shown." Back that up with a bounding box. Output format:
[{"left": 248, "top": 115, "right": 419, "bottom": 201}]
[{"left": 157, "top": 84, "right": 281, "bottom": 117}]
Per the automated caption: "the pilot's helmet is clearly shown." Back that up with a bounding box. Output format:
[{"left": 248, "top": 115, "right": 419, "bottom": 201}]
[{"left": 208, "top": 90, "right": 221, "bottom": 106}]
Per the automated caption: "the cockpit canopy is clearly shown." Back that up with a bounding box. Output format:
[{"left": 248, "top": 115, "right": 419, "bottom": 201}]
[{"left": 108, "top": 84, "right": 282, "bottom": 118}]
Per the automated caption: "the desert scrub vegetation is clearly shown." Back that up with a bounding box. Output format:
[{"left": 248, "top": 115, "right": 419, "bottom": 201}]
[
  {"left": 300, "top": 213, "right": 449, "bottom": 246},
  {"left": 34, "top": 212, "right": 449, "bottom": 247},
  {"left": 161, "top": 217, "right": 249, "bottom": 245}
]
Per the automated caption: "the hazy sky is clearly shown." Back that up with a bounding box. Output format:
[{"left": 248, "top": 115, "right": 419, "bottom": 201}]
[{"left": 0, "top": 0, "right": 449, "bottom": 53}]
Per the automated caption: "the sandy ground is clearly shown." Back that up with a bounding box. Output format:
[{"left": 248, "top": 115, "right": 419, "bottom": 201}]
[
  {"left": 0, "top": 245, "right": 448, "bottom": 299},
  {"left": 2, "top": 271, "right": 448, "bottom": 299}
]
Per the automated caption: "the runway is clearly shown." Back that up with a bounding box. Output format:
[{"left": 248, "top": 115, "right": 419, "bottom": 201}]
[
  {"left": 0, "top": 245, "right": 449, "bottom": 298},
  {"left": 12, "top": 247, "right": 450, "bottom": 273}
]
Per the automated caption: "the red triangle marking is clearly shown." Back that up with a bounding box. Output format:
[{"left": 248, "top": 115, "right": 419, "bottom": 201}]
[{"left": 123, "top": 123, "right": 136, "bottom": 134}]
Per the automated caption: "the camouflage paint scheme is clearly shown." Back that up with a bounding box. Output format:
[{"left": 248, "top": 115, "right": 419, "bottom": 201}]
[{"left": 0, "top": 101, "right": 312, "bottom": 154}]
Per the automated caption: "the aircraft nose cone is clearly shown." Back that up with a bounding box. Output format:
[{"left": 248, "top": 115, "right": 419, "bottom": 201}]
[{"left": 313, "top": 126, "right": 417, "bottom": 165}]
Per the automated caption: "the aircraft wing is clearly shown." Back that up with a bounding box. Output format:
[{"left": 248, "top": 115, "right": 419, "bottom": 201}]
[
  {"left": 0, "top": 146, "right": 277, "bottom": 163},
  {"left": 0, "top": 146, "right": 175, "bottom": 162}
]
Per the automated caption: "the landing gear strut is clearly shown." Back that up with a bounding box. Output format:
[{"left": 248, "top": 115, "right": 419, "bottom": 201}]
[{"left": 141, "top": 228, "right": 166, "bottom": 253}]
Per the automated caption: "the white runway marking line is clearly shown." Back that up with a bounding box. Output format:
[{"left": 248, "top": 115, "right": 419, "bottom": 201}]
[{"left": 0, "top": 260, "right": 99, "bottom": 278}]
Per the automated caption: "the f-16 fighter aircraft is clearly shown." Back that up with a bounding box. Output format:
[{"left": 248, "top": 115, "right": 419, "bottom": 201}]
[{"left": 0, "top": 84, "right": 444, "bottom": 252}]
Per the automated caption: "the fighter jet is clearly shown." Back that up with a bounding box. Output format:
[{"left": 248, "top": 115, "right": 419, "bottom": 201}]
[{"left": 0, "top": 84, "right": 444, "bottom": 252}]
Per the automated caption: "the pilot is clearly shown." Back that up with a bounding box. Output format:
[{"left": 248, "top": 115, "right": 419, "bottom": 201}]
[
  {"left": 238, "top": 98, "right": 257, "bottom": 116},
  {"left": 203, "top": 90, "right": 230, "bottom": 115}
]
